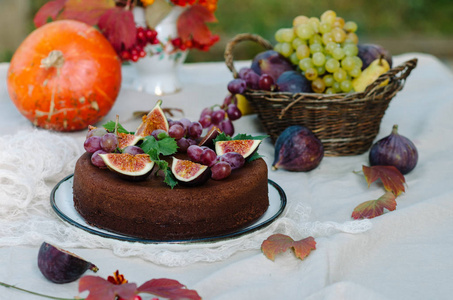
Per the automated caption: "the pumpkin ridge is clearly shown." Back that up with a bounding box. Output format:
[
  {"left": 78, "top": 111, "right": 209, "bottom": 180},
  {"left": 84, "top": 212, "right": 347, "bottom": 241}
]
[{"left": 7, "top": 20, "right": 122, "bottom": 131}]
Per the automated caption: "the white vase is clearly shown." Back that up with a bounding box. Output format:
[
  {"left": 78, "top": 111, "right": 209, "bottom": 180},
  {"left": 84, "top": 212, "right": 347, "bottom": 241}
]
[{"left": 131, "top": 6, "right": 188, "bottom": 96}]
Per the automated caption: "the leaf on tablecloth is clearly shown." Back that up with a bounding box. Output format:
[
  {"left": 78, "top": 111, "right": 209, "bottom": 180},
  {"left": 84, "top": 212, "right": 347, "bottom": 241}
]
[
  {"left": 261, "top": 234, "right": 316, "bottom": 261},
  {"left": 79, "top": 275, "right": 137, "bottom": 300},
  {"left": 137, "top": 278, "right": 202, "bottom": 300},
  {"left": 177, "top": 5, "right": 217, "bottom": 45},
  {"left": 362, "top": 165, "right": 406, "bottom": 196},
  {"left": 352, "top": 191, "right": 397, "bottom": 219}
]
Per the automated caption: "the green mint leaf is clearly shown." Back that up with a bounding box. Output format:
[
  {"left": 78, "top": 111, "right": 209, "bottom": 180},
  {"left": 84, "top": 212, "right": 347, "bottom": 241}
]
[
  {"left": 214, "top": 133, "right": 269, "bottom": 143},
  {"left": 140, "top": 135, "right": 178, "bottom": 188},
  {"left": 233, "top": 134, "right": 269, "bottom": 141},
  {"left": 102, "top": 121, "right": 130, "bottom": 134},
  {"left": 247, "top": 152, "right": 263, "bottom": 162},
  {"left": 141, "top": 136, "right": 178, "bottom": 157},
  {"left": 157, "top": 137, "right": 178, "bottom": 156},
  {"left": 213, "top": 132, "right": 232, "bottom": 143},
  {"left": 141, "top": 136, "right": 160, "bottom": 155},
  {"left": 164, "top": 169, "right": 178, "bottom": 189},
  {"left": 155, "top": 158, "right": 168, "bottom": 170}
]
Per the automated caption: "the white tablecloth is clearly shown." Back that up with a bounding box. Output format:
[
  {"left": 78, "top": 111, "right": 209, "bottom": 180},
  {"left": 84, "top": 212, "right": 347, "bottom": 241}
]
[{"left": 0, "top": 53, "right": 453, "bottom": 299}]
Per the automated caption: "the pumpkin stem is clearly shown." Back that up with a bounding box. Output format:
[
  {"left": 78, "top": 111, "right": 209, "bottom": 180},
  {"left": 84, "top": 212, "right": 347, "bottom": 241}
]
[{"left": 40, "top": 50, "right": 65, "bottom": 70}]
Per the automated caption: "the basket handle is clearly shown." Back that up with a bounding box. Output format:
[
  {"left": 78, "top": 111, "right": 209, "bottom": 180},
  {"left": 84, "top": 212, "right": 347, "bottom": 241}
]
[
  {"left": 224, "top": 33, "right": 274, "bottom": 78},
  {"left": 363, "top": 58, "right": 418, "bottom": 94}
]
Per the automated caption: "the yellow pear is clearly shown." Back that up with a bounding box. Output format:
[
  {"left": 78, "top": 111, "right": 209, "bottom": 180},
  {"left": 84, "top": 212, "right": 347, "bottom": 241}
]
[
  {"left": 236, "top": 94, "right": 254, "bottom": 115},
  {"left": 352, "top": 57, "right": 390, "bottom": 92}
]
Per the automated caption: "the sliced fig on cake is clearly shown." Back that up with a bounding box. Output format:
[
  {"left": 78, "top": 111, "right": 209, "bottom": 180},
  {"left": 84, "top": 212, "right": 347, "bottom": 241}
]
[
  {"left": 135, "top": 100, "right": 169, "bottom": 137},
  {"left": 171, "top": 157, "right": 211, "bottom": 186},
  {"left": 198, "top": 126, "right": 222, "bottom": 148},
  {"left": 215, "top": 139, "right": 262, "bottom": 159},
  {"left": 117, "top": 132, "right": 143, "bottom": 150},
  {"left": 99, "top": 153, "right": 154, "bottom": 181}
]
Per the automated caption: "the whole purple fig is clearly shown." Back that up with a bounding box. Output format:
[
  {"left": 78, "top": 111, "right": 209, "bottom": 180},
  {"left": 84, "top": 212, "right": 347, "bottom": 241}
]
[
  {"left": 369, "top": 124, "right": 418, "bottom": 174},
  {"left": 276, "top": 70, "right": 313, "bottom": 93},
  {"left": 251, "top": 50, "right": 294, "bottom": 81},
  {"left": 358, "top": 44, "right": 393, "bottom": 70},
  {"left": 272, "top": 125, "right": 324, "bottom": 172},
  {"left": 38, "top": 242, "right": 98, "bottom": 284}
]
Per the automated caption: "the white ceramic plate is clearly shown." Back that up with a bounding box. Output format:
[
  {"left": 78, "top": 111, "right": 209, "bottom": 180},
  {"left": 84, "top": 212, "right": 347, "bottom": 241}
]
[{"left": 50, "top": 175, "right": 286, "bottom": 244}]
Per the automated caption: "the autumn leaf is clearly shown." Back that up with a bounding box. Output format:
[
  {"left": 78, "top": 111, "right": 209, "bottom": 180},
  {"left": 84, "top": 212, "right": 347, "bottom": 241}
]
[
  {"left": 352, "top": 191, "right": 397, "bottom": 219},
  {"left": 33, "top": 0, "right": 67, "bottom": 27},
  {"left": 61, "top": 0, "right": 115, "bottom": 26},
  {"left": 98, "top": 7, "right": 137, "bottom": 53},
  {"left": 362, "top": 165, "right": 406, "bottom": 196},
  {"left": 177, "top": 4, "right": 217, "bottom": 45},
  {"left": 137, "top": 278, "right": 202, "bottom": 300},
  {"left": 79, "top": 275, "right": 138, "bottom": 300},
  {"left": 145, "top": 0, "right": 173, "bottom": 28},
  {"left": 261, "top": 234, "right": 316, "bottom": 261}
]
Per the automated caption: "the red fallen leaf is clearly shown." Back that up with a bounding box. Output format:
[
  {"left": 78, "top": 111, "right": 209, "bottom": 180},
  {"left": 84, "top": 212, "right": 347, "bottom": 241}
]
[
  {"left": 261, "top": 234, "right": 316, "bottom": 261},
  {"left": 362, "top": 165, "right": 406, "bottom": 196},
  {"left": 98, "top": 6, "right": 137, "bottom": 53},
  {"left": 79, "top": 275, "right": 137, "bottom": 300},
  {"left": 177, "top": 5, "right": 217, "bottom": 45},
  {"left": 61, "top": 0, "right": 115, "bottom": 26},
  {"left": 352, "top": 191, "right": 397, "bottom": 219},
  {"left": 33, "top": 0, "right": 67, "bottom": 27},
  {"left": 137, "top": 278, "right": 201, "bottom": 300}
]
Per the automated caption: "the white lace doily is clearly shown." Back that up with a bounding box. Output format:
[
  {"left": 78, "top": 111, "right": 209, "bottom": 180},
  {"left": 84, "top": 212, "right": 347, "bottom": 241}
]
[{"left": 0, "top": 129, "right": 371, "bottom": 267}]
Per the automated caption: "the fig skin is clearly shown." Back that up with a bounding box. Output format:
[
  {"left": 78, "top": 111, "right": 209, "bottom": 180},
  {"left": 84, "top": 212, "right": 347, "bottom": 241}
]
[
  {"left": 358, "top": 44, "right": 393, "bottom": 70},
  {"left": 251, "top": 50, "right": 294, "bottom": 81},
  {"left": 171, "top": 157, "right": 211, "bottom": 186},
  {"left": 198, "top": 126, "right": 221, "bottom": 149},
  {"left": 369, "top": 124, "right": 418, "bottom": 174},
  {"left": 276, "top": 70, "right": 313, "bottom": 93},
  {"left": 38, "top": 242, "right": 98, "bottom": 284},
  {"left": 178, "top": 167, "right": 211, "bottom": 187},
  {"left": 272, "top": 125, "right": 324, "bottom": 172}
]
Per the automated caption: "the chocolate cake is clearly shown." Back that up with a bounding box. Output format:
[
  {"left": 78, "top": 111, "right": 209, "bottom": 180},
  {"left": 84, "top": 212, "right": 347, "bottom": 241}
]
[{"left": 73, "top": 152, "right": 269, "bottom": 241}]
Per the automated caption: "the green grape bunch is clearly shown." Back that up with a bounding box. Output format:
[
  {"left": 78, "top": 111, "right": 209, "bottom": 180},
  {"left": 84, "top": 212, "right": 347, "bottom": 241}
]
[{"left": 273, "top": 10, "right": 362, "bottom": 94}]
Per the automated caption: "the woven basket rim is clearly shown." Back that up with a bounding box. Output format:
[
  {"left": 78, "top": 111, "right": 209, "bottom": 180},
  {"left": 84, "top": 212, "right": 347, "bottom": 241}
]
[{"left": 223, "top": 33, "right": 418, "bottom": 156}]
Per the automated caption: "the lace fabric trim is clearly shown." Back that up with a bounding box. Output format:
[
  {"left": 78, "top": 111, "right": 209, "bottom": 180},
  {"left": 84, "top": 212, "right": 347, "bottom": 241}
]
[{"left": 0, "top": 129, "right": 371, "bottom": 267}]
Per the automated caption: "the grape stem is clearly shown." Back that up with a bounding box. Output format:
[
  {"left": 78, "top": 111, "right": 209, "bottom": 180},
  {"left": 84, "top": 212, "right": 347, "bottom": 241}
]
[{"left": 0, "top": 281, "right": 81, "bottom": 300}]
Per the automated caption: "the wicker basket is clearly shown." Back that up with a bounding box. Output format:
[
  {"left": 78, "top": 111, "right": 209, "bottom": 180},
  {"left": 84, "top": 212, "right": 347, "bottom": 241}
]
[{"left": 224, "top": 33, "right": 417, "bottom": 156}]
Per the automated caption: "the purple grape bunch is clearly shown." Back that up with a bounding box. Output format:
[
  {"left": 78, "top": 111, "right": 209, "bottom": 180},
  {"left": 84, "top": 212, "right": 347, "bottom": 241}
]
[
  {"left": 198, "top": 95, "right": 242, "bottom": 137},
  {"left": 235, "top": 67, "right": 279, "bottom": 92},
  {"left": 187, "top": 145, "right": 245, "bottom": 180},
  {"left": 152, "top": 118, "right": 204, "bottom": 153},
  {"left": 84, "top": 127, "right": 119, "bottom": 168}
]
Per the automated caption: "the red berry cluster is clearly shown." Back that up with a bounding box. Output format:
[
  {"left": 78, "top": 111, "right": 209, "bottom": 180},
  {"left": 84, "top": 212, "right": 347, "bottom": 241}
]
[
  {"left": 120, "top": 27, "right": 159, "bottom": 62},
  {"left": 170, "top": 0, "right": 218, "bottom": 12},
  {"left": 171, "top": 35, "right": 220, "bottom": 52},
  {"left": 170, "top": 0, "right": 197, "bottom": 6}
]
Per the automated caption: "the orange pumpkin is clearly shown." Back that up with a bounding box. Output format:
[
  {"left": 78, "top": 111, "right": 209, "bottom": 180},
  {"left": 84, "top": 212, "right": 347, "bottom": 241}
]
[{"left": 7, "top": 20, "right": 122, "bottom": 131}]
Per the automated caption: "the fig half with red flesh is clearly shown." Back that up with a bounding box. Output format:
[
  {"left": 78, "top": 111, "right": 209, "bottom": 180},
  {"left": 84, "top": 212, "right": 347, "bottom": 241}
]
[
  {"left": 37, "top": 242, "right": 98, "bottom": 284},
  {"left": 117, "top": 132, "right": 143, "bottom": 150},
  {"left": 135, "top": 99, "right": 169, "bottom": 137},
  {"left": 100, "top": 153, "right": 154, "bottom": 181},
  {"left": 171, "top": 157, "right": 211, "bottom": 186},
  {"left": 215, "top": 139, "right": 262, "bottom": 159},
  {"left": 198, "top": 126, "right": 221, "bottom": 149}
]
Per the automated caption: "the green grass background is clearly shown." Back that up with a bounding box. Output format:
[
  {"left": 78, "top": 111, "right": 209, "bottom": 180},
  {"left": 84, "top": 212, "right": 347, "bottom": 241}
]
[{"left": 2, "top": 0, "right": 452, "bottom": 63}]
